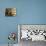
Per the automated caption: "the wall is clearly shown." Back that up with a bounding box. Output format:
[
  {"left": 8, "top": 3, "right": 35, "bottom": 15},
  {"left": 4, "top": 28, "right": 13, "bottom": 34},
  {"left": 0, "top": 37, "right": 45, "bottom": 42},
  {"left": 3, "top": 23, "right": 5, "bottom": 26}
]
[{"left": 0, "top": 0, "right": 46, "bottom": 44}]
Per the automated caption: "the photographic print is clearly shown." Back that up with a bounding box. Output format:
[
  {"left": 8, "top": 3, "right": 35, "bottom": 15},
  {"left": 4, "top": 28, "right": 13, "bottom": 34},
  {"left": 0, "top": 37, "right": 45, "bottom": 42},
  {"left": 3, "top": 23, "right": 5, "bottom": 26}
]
[
  {"left": 5, "top": 8, "right": 16, "bottom": 16},
  {"left": 18, "top": 24, "right": 46, "bottom": 46}
]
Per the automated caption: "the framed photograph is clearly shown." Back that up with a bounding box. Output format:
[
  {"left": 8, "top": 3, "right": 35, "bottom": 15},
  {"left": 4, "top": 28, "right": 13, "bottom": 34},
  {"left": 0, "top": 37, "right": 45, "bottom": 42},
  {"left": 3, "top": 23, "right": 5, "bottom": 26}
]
[
  {"left": 18, "top": 24, "right": 46, "bottom": 42},
  {"left": 5, "top": 8, "right": 16, "bottom": 16}
]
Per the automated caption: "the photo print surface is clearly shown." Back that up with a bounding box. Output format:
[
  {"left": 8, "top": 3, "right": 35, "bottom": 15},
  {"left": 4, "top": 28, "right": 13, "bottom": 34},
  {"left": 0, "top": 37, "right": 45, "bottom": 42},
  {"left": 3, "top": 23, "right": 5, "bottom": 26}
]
[
  {"left": 5, "top": 8, "right": 16, "bottom": 16},
  {"left": 18, "top": 25, "right": 46, "bottom": 41}
]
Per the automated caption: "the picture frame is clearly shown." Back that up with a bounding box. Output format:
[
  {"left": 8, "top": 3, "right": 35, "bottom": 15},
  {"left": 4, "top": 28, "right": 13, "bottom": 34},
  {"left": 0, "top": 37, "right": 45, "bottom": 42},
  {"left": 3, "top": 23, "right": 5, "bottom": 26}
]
[{"left": 5, "top": 8, "right": 16, "bottom": 16}]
